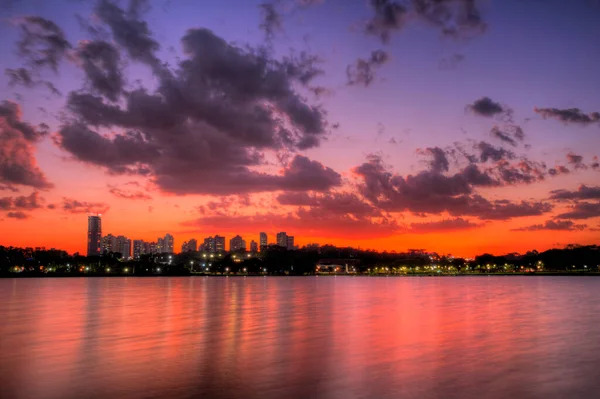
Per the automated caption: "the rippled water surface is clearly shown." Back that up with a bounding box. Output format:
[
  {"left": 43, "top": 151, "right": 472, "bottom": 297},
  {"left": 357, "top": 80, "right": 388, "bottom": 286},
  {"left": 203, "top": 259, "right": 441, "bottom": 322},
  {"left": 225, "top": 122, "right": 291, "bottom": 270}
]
[{"left": 1, "top": 276, "right": 600, "bottom": 399}]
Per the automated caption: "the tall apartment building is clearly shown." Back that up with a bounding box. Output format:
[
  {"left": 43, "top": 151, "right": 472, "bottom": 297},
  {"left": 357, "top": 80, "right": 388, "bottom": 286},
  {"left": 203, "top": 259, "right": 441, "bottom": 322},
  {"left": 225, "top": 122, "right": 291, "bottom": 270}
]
[
  {"left": 87, "top": 215, "right": 102, "bottom": 256},
  {"left": 164, "top": 234, "right": 174, "bottom": 254},
  {"left": 259, "top": 232, "right": 267, "bottom": 250},
  {"left": 230, "top": 235, "right": 246, "bottom": 252},
  {"left": 214, "top": 235, "right": 225, "bottom": 253},
  {"left": 286, "top": 236, "right": 295, "bottom": 251},
  {"left": 277, "top": 232, "right": 288, "bottom": 248},
  {"left": 250, "top": 240, "right": 258, "bottom": 253}
]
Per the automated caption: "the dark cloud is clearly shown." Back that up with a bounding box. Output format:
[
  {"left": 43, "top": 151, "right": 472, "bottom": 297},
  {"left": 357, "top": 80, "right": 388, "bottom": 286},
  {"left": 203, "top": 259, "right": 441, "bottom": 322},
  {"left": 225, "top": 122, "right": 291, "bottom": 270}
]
[
  {"left": 365, "top": 0, "right": 409, "bottom": 43},
  {"left": 556, "top": 202, "right": 600, "bottom": 220},
  {"left": 76, "top": 40, "right": 124, "bottom": 101},
  {"left": 4, "top": 67, "right": 34, "bottom": 87},
  {"left": 62, "top": 198, "right": 109, "bottom": 214},
  {"left": 412, "top": 0, "right": 487, "bottom": 39},
  {"left": 467, "top": 97, "right": 511, "bottom": 120},
  {"left": 0, "top": 101, "right": 53, "bottom": 189},
  {"left": 417, "top": 147, "right": 450, "bottom": 173},
  {"left": 277, "top": 191, "right": 381, "bottom": 217},
  {"left": 366, "top": 0, "right": 486, "bottom": 43},
  {"left": 56, "top": 5, "right": 331, "bottom": 196},
  {"left": 550, "top": 185, "right": 600, "bottom": 201},
  {"left": 534, "top": 107, "right": 600, "bottom": 125},
  {"left": 490, "top": 125, "right": 525, "bottom": 147},
  {"left": 353, "top": 154, "right": 551, "bottom": 220},
  {"left": 15, "top": 16, "right": 71, "bottom": 71},
  {"left": 410, "top": 217, "right": 483, "bottom": 233},
  {"left": 346, "top": 50, "right": 389, "bottom": 86},
  {"left": 94, "top": 0, "right": 161, "bottom": 68},
  {"left": 259, "top": 2, "right": 282, "bottom": 40},
  {"left": 548, "top": 165, "right": 570, "bottom": 176},
  {"left": 107, "top": 184, "right": 152, "bottom": 200},
  {"left": 476, "top": 141, "right": 516, "bottom": 162},
  {"left": 512, "top": 219, "right": 588, "bottom": 232},
  {"left": 566, "top": 152, "right": 587, "bottom": 170},
  {"left": 0, "top": 191, "right": 43, "bottom": 210},
  {"left": 7, "top": 211, "right": 29, "bottom": 219}
]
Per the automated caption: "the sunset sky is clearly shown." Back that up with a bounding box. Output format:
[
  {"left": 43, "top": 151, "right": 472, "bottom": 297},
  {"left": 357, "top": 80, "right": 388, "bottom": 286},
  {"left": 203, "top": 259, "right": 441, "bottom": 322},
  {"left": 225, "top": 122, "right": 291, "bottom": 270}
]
[{"left": 0, "top": 0, "right": 599, "bottom": 257}]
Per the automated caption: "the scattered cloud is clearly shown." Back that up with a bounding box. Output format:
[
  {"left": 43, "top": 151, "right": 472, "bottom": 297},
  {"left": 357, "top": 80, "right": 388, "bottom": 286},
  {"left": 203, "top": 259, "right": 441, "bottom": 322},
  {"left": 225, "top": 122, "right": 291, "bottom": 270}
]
[
  {"left": 467, "top": 97, "right": 512, "bottom": 121},
  {"left": 512, "top": 219, "right": 588, "bottom": 232},
  {"left": 346, "top": 50, "right": 389, "bottom": 86},
  {"left": 549, "top": 185, "right": 600, "bottom": 201},
  {"left": 534, "top": 107, "right": 600, "bottom": 125},
  {"left": 61, "top": 198, "right": 109, "bottom": 214},
  {"left": 7, "top": 211, "right": 29, "bottom": 219},
  {"left": 556, "top": 202, "right": 600, "bottom": 220},
  {"left": 107, "top": 185, "right": 152, "bottom": 200}
]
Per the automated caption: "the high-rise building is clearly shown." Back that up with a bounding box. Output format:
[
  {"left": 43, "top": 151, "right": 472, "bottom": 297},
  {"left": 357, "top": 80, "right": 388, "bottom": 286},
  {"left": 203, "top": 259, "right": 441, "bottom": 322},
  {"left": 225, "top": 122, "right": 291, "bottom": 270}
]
[
  {"left": 215, "top": 235, "right": 225, "bottom": 253},
  {"left": 277, "top": 232, "right": 287, "bottom": 248},
  {"left": 133, "top": 240, "right": 145, "bottom": 259},
  {"left": 188, "top": 239, "right": 197, "bottom": 252},
  {"left": 157, "top": 237, "right": 165, "bottom": 253},
  {"left": 87, "top": 215, "right": 102, "bottom": 256},
  {"left": 287, "top": 236, "right": 295, "bottom": 251},
  {"left": 202, "top": 236, "right": 215, "bottom": 252},
  {"left": 164, "top": 234, "right": 174, "bottom": 253},
  {"left": 102, "top": 233, "right": 117, "bottom": 254},
  {"left": 230, "top": 235, "right": 246, "bottom": 252},
  {"left": 116, "top": 235, "right": 131, "bottom": 259},
  {"left": 148, "top": 241, "right": 157, "bottom": 254},
  {"left": 250, "top": 240, "right": 258, "bottom": 253},
  {"left": 259, "top": 232, "right": 267, "bottom": 251},
  {"left": 181, "top": 241, "right": 189, "bottom": 253}
]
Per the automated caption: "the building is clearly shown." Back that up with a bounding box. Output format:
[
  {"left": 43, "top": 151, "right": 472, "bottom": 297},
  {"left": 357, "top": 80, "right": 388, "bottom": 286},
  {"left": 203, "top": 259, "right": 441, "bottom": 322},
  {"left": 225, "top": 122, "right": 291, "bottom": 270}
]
[
  {"left": 230, "top": 235, "right": 246, "bottom": 252},
  {"left": 188, "top": 238, "right": 197, "bottom": 252},
  {"left": 259, "top": 232, "right": 267, "bottom": 251},
  {"left": 202, "top": 236, "right": 215, "bottom": 252},
  {"left": 101, "top": 233, "right": 117, "bottom": 254},
  {"left": 277, "top": 232, "right": 288, "bottom": 248},
  {"left": 287, "top": 236, "right": 295, "bottom": 251},
  {"left": 215, "top": 235, "right": 225, "bottom": 253},
  {"left": 87, "top": 215, "right": 102, "bottom": 256},
  {"left": 250, "top": 240, "right": 258, "bottom": 253},
  {"left": 116, "top": 235, "right": 131, "bottom": 259},
  {"left": 133, "top": 240, "right": 145, "bottom": 259},
  {"left": 164, "top": 234, "right": 174, "bottom": 253},
  {"left": 157, "top": 237, "right": 165, "bottom": 253}
]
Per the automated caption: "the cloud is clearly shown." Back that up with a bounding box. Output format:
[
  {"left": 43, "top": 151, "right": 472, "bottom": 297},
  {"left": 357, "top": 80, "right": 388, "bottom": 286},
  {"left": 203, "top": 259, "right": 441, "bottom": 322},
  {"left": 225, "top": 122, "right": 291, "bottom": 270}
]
[
  {"left": 7, "top": 211, "right": 29, "bottom": 219},
  {"left": 277, "top": 191, "right": 381, "bottom": 217},
  {"left": 0, "top": 191, "right": 43, "bottom": 210},
  {"left": 15, "top": 16, "right": 71, "bottom": 71},
  {"left": 94, "top": 0, "right": 160, "bottom": 68},
  {"left": 556, "top": 202, "right": 600, "bottom": 220},
  {"left": 549, "top": 185, "right": 600, "bottom": 201},
  {"left": 366, "top": 0, "right": 486, "bottom": 43},
  {"left": 0, "top": 100, "right": 53, "bottom": 189},
  {"left": 346, "top": 50, "right": 389, "bottom": 86},
  {"left": 76, "top": 40, "right": 124, "bottom": 101},
  {"left": 490, "top": 125, "right": 525, "bottom": 147},
  {"left": 107, "top": 185, "right": 152, "bottom": 200},
  {"left": 409, "top": 217, "right": 483, "bottom": 233},
  {"left": 417, "top": 147, "right": 450, "bottom": 173},
  {"left": 62, "top": 198, "right": 109, "bottom": 214},
  {"left": 512, "top": 219, "right": 588, "bottom": 232},
  {"left": 4, "top": 67, "right": 34, "bottom": 87},
  {"left": 353, "top": 154, "right": 552, "bottom": 220},
  {"left": 54, "top": 6, "right": 332, "bottom": 195},
  {"left": 467, "top": 97, "right": 512, "bottom": 120},
  {"left": 566, "top": 152, "right": 587, "bottom": 170},
  {"left": 365, "top": 0, "right": 409, "bottom": 43},
  {"left": 259, "top": 2, "right": 282, "bottom": 40},
  {"left": 534, "top": 107, "right": 600, "bottom": 125}
]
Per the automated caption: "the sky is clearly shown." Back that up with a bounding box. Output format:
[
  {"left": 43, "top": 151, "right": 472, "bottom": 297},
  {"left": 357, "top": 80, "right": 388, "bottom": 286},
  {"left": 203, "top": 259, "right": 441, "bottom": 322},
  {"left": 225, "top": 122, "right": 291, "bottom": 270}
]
[{"left": 0, "top": 0, "right": 599, "bottom": 257}]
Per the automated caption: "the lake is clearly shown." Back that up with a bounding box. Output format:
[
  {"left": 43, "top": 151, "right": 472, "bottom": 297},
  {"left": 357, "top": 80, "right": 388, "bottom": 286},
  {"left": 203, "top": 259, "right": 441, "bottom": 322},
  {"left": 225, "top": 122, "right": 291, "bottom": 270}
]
[{"left": 1, "top": 276, "right": 600, "bottom": 399}]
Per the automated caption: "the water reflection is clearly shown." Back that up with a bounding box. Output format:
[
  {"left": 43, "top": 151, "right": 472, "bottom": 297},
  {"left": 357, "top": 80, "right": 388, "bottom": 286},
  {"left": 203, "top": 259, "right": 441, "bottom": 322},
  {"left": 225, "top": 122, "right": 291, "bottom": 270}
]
[{"left": 1, "top": 277, "right": 600, "bottom": 399}]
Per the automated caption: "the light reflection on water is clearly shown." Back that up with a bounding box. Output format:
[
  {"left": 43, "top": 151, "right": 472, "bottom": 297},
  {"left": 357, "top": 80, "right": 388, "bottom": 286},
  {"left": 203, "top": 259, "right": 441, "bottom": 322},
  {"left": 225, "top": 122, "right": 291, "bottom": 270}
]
[{"left": 1, "top": 276, "right": 600, "bottom": 399}]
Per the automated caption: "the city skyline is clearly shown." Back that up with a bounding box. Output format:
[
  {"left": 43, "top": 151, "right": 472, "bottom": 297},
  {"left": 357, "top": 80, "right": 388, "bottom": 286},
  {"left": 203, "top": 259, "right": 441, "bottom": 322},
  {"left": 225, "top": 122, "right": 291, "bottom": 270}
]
[{"left": 1, "top": 0, "right": 599, "bottom": 257}]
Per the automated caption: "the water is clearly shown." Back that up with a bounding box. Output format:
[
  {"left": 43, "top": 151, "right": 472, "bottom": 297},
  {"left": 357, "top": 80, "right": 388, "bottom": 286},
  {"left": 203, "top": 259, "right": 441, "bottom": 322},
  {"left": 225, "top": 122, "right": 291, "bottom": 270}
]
[{"left": 1, "top": 276, "right": 600, "bottom": 399}]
